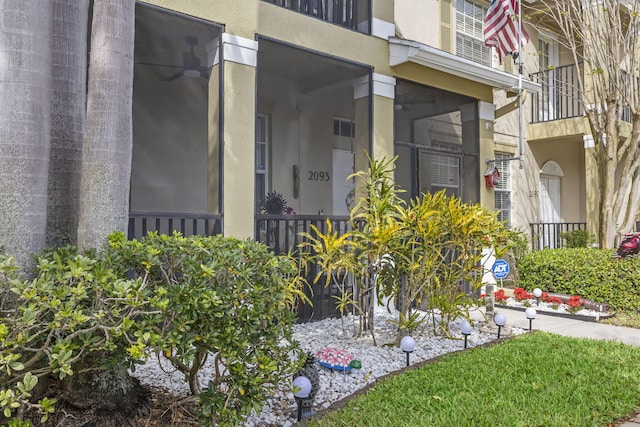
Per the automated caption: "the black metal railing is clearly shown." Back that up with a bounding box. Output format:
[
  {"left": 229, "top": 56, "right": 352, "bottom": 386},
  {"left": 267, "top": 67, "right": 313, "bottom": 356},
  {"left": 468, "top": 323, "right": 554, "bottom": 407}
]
[
  {"left": 530, "top": 64, "right": 584, "bottom": 123},
  {"left": 128, "top": 212, "right": 222, "bottom": 240},
  {"left": 262, "top": 0, "right": 370, "bottom": 33},
  {"left": 530, "top": 222, "right": 587, "bottom": 250},
  {"left": 256, "top": 214, "right": 355, "bottom": 322}
]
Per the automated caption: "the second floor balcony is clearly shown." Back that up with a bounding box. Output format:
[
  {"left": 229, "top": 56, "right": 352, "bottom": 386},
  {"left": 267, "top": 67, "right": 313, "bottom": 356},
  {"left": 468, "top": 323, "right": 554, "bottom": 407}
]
[
  {"left": 530, "top": 63, "right": 632, "bottom": 124},
  {"left": 529, "top": 64, "right": 583, "bottom": 123},
  {"left": 262, "top": 0, "right": 371, "bottom": 33}
]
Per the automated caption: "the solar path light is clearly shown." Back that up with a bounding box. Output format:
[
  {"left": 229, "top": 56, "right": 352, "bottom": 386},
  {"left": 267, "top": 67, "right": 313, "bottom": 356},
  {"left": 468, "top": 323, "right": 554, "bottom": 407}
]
[
  {"left": 533, "top": 288, "right": 543, "bottom": 306},
  {"left": 400, "top": 335, "right": 415, "bottom": 367},
  {"left": 525, "top": 307, "right": 537, "bottom": 331},
  {"left": 494, "top": 312, "right": 507, "bottom": 338},
  {"left": 460, "top": 320, "right": 473, "bottom": 348},
  {"left": 293, "top": 376, "right": 312, "bottom": 422}
]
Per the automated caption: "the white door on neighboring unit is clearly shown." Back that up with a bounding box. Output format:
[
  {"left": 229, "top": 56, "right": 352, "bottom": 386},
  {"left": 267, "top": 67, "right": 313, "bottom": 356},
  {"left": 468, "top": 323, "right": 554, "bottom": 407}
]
[
  {"left": 540, "top": 175, "right": 561, "bottom": 248},
  {"left": 539, "top": 37, "right": 559, "bottom": 120}
]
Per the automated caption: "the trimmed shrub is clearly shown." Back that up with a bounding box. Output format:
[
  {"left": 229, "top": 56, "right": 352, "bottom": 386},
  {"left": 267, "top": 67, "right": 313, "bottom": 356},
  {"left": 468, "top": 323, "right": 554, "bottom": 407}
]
[
  {"left": 0, "top": 247, "right": 158, "bottom": 425},
  {"left": 1, "top": 233, "right": 307, "bottom": 426},
  {"left": 560, "top": 229, "right": 592, "bottom": 248},
  {"left": 518, "top": 248, "right": 640, "bottom": 311},
  {"left": 107, "top": 232, "right": 304, "bottom": 426}
]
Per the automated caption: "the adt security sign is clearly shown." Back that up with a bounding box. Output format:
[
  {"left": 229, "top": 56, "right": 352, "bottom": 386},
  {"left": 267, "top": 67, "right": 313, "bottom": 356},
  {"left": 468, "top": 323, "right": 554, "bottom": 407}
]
[{"left": 492, "top": 259, "right": 510, "bottom": 280}]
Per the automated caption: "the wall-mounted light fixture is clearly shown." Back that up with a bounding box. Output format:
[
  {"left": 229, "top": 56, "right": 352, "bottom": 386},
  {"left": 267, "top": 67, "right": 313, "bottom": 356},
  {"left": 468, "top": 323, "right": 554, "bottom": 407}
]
[{"left": 293, "top": 165, "right": 299, "bottom": 199}]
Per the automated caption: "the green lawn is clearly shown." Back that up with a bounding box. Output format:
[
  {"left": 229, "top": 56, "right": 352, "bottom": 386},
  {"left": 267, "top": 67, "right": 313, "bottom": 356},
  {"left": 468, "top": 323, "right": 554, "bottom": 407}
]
[{"left": 308, "top": 333, "right": 640, "bottom": 427}]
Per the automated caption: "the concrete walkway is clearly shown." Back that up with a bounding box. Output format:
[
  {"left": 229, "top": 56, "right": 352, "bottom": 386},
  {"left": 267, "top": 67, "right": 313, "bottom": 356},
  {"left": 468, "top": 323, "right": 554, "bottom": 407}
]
[
  {"left": 486, "top": 306, "right": 640, "bottom": 347},
  {"left": 472, "top": 306, "right": 640, "bottom": 426}
]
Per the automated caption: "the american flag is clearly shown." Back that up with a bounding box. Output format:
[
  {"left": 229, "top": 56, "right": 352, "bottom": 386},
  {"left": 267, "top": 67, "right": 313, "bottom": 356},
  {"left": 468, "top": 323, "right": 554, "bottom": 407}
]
[{"left": 483, "top": 0, "right": 529, "bottom": 64}]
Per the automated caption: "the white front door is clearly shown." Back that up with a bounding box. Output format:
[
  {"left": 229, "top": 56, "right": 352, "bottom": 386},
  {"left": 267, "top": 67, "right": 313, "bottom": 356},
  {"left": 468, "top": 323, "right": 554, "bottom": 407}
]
[
  {"left": 540, "top": 175, "right": 561, "bottom": 248},
  {"left": 332, "top": 149, "right": 354, "bottom": 216}
]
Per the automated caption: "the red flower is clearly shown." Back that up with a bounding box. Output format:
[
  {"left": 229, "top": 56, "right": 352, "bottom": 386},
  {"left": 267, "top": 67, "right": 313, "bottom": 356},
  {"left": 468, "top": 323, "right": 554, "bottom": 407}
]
[
  {"left": 513, "top": 287, "right": 534, "bottom": 302},
  {"left": 547, "top": 296, "right": 562, "bottom": 304},
  {"left": 566, "top": 295, "right": 584, "bottom": 308},
  {"left": 494, "top": 289, "right": 509, "bottom": 302}
]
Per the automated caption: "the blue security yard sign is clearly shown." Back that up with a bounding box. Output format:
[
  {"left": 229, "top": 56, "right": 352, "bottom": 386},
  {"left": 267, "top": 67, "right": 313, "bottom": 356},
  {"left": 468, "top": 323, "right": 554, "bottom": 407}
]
[{"left": 492, "top": 259, "right": 510, "bottom": 280}]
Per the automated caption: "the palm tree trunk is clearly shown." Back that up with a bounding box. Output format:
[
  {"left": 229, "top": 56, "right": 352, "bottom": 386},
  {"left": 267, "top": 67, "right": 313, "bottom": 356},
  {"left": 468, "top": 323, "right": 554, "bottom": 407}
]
[
  {"left": 0, "top": 1, "right": 53, "bottom": 269},
  {"left": 47, "top": 0, "right": 89, "bottom": 248},
  {"left": 77, "top": 0, "right": 135, "bottom": 250}
]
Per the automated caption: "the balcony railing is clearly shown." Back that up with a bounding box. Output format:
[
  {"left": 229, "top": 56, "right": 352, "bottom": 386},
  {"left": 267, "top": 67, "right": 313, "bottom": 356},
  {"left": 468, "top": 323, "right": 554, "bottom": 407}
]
[
  {"left": 256, "top": 213, "right": 355, "bottom": 321},
  {"left": 128, "top": 212, "right": 222, "bottom": 240},
  {"left": 530, "top": 222, "right": 587, "bottom": 250},
  {"left": 530, "top": 64, "right": 584, "bottom": 123},
  {"left": 262, "top": 0, "right": 370, "bottom": 33},
  {"left": 530, "top": 64, "right": 634, "bottom": 124}
]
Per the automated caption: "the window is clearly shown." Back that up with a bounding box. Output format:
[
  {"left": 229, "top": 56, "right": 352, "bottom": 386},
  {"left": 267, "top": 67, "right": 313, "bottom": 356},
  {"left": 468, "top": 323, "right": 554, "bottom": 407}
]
[
  {"left": 494, "top": 154, "right": 511, "bottom": 227},
  {"left": 333, "top": 118, "right": 355, "bottom": 138},
  {"left": 455, "top": 0, "right": 492, "bottom": 66},
  {"left": 255, "top": 115, "right": 268, "bottom": 212},
  {"left": 430, "top": 153, "right": 460, "bottom": 197}
]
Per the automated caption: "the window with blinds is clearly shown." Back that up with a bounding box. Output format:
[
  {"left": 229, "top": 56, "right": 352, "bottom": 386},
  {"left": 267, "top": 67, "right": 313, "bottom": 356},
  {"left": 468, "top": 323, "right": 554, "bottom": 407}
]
[
  {"left": 455, "top": 0, "right": 492, "bottom": 66},
  {"left": 494, "top": 154, "right": 511, "bottom": 227},
  {"left": 431, "top": 153, "right": 460, "bottom": 197}
]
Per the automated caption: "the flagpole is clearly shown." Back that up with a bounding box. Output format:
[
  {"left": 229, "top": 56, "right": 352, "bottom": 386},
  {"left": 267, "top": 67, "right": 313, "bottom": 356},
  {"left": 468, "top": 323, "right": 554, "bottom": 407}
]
[{"left": 517, "top": 0, "right": 524, "bottom": 169}]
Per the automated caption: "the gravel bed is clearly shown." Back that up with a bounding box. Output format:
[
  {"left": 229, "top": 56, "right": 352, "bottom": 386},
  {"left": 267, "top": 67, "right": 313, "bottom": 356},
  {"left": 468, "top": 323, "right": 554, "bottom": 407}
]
[{"left": 131, "top": 307, "right": 502, "bottom": 426}]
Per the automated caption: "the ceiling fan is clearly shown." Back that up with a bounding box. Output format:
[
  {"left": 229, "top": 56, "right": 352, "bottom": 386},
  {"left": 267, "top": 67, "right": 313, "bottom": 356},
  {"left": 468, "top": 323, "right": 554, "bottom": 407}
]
[{"left": 138, "top": 36, "right": 209, "bottom": 81}]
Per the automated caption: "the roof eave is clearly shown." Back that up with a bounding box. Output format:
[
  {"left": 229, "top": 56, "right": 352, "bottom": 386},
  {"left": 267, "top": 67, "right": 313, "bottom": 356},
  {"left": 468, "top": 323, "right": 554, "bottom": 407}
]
[{"left": 389, "top": 37, "right": 541, "bottom": 94}]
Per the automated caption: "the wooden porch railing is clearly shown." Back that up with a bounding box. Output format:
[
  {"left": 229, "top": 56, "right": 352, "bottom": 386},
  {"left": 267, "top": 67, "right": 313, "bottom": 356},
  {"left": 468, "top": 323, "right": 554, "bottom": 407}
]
[
  {"left": 128, "top": 212, "right": 222, "bottom": 240},
  {"left": 530, "top": 222, "right": 587, "bottom": 250}
]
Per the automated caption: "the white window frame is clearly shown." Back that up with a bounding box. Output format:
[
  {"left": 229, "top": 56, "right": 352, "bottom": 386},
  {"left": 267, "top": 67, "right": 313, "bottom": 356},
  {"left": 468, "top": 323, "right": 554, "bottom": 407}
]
[
  {"left": 538, "top": 33, "right": 559, "bottom": 121},
  {"left": 255, "top": 114, "right": 269, "bottom": 212},
  {"left": 455, "top": 0, "right": 492, "bottom": 66},
  {"left": 431, "top": 153, "right": 461, "bottom": 197},
  {"left": 494, "top": 153, "right": 512, "bottom": 227}
]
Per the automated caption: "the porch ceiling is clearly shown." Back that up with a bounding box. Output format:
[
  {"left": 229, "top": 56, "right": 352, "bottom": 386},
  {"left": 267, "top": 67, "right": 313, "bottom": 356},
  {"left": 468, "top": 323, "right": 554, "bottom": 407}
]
[{"left": 257, "top": 38, "right": 370, "bottom": 94}]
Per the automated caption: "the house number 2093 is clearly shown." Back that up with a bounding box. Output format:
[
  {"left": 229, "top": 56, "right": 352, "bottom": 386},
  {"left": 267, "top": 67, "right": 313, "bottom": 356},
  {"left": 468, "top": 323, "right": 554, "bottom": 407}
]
[{"left": 308, "top": 171, "right": 330, "bottom": 181}]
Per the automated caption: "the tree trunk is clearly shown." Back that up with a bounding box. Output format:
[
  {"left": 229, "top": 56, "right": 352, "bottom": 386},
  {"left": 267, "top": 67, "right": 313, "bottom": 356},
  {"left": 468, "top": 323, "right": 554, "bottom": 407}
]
[
  {"left": 47, "top": 0, "right": 89, "bottom": 248},
  {"left": 77, "top": 0, "right": 135, "bottom": 250},
  {"left": 0, "top": 0, "right": 52, "bottom": 270}
]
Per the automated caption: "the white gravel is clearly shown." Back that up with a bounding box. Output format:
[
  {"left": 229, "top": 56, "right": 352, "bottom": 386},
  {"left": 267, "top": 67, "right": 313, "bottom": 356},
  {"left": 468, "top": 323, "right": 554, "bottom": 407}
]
[{"left": 131, "top": 306, "right": 506, "bottom": 426}]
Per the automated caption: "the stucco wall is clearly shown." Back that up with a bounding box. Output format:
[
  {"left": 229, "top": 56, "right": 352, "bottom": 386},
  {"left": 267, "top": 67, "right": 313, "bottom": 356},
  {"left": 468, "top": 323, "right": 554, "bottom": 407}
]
[{"left": 395, "top": 0, "right": 440, "bottom": 45}]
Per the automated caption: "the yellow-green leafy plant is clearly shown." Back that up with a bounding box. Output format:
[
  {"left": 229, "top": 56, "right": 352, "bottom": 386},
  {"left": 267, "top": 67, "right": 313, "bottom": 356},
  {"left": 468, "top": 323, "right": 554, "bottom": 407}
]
[
  {"left": 302, "top": 154, "right": 511, "bottom": 345},
  {"left": 301, "top": 155, "right": 404, "bottom": 344},
  {"left": 384, "top": 191, "right": 511, "bottom": 339}
]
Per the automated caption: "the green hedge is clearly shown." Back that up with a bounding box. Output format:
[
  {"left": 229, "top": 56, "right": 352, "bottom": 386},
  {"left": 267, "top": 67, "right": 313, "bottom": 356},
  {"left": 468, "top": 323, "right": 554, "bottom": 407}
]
[{"left": 518, "top": 248, "right": 640, "bottom": 311}]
